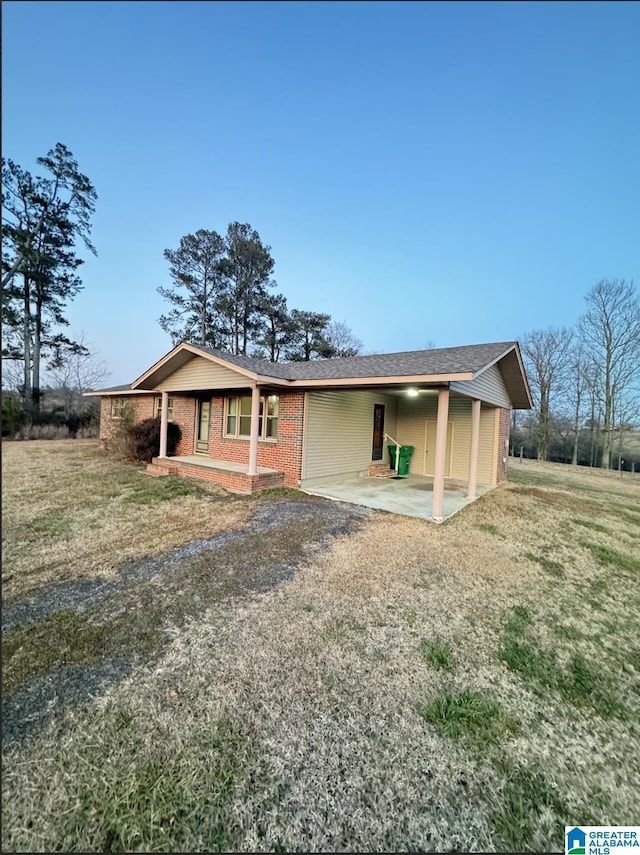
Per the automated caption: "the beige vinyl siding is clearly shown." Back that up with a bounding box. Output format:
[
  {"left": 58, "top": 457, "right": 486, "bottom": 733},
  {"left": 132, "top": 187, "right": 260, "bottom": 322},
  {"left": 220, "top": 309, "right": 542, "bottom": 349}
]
[
  {"left": 155, "top": 356, "right": 250, "bottom": 392},
  {"left": 303, "top": 391, "right": 398, "bottom": 480},
  {"left": 396, "top": 393, "right": 497, "bottom": 484},
  {"left": 450, "top": 364, "right": 511, "bottom": 408}
]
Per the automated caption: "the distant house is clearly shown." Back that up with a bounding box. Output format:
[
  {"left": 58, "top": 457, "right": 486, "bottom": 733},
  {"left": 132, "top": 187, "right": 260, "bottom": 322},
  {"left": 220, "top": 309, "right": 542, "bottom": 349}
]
[{"left": 90, "top": 340, "right": 531, "bottom": 521}]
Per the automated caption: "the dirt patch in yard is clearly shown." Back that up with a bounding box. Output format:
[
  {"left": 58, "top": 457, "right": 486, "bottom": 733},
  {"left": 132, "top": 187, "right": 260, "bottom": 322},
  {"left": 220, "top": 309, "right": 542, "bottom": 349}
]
[{"left": 508, "top": 484, "right": 601, "bottom": 515}]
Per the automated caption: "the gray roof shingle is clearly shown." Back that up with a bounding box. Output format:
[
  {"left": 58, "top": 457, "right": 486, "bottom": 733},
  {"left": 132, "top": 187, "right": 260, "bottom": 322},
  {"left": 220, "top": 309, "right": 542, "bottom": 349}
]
[{"left": 190, "top": 341, "right": 516, "bottom": 381}]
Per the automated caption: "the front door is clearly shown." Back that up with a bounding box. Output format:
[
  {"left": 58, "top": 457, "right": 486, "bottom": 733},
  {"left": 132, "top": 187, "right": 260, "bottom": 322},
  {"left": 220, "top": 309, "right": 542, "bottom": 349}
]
[
  {"left": 424, "top": 420, "right": 453, "bottom": 476},
  {"left": 195, "top": 398, "right": 211, "bottom": 454},
  {"left": 372, "top": 404, "right": 385, "bottom": 460}
]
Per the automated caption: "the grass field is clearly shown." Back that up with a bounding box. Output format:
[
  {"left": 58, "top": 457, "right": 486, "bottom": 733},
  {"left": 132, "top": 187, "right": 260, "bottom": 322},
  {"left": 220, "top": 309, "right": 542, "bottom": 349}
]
[{"left": 2, "top": 441, "right": 639, "bottom": 852}]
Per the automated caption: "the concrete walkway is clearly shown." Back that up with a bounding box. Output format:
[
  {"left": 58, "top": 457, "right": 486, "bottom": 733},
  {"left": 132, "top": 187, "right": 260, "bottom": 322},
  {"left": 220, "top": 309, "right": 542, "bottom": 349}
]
[{"left": 301, "top": 474, "right": 492, "bottom": 521}]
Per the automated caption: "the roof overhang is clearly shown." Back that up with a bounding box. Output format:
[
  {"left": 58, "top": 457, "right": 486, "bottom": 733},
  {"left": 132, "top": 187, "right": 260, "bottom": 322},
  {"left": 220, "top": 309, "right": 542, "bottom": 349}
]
[
  {"left": 471, "top": 343, "right": 532, "bottom": 409},
  {"left": 82, "top": 388, "right": 155, "bottom": 397},
  {"left": 286, "top": 373, "right": 473, "bottom": 388}
]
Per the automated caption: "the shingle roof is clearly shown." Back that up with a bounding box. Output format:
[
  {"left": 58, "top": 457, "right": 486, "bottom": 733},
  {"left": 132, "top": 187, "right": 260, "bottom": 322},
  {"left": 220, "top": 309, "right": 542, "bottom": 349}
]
[
  {"left": 90, "top": 383, "right": 133, "bottom": 393},
  {"left": 188, "top": 345, "right": 293, "bottom": 378},
  {"left": 190, "top": 341, "right": 516, "bottom": 381}
]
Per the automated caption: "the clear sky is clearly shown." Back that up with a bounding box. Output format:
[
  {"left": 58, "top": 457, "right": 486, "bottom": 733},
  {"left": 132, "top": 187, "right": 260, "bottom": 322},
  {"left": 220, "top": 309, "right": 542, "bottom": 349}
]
[{"left": 3, "top": 0, "right": 639, "bottom": 385}]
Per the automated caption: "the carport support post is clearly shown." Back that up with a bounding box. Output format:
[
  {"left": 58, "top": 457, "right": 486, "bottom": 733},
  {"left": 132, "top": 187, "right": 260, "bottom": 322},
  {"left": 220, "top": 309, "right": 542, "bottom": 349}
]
[
  {"left": 467, "top": 398, "right": 481, "bottom": 499},
  {"left": 159, "top": 391, "right": 169, "bottom": 458},
  {"left": 248, "top": 386, "right": 261, "bottom": 476},
  {"left": 432, "top": 387, "right": 450, "bottom": 521}
]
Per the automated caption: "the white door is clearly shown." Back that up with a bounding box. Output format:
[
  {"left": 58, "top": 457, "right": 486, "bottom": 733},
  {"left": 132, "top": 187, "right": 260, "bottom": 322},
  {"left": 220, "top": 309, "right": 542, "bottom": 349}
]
[{"left": 424, "top": 420, "right": 453, "bottom": 476}]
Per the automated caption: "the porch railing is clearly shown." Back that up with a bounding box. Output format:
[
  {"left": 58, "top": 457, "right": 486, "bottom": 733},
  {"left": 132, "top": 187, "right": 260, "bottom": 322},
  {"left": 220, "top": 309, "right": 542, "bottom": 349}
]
[{"left": 384, "top": 432, "right": 401, "bottom": 473}]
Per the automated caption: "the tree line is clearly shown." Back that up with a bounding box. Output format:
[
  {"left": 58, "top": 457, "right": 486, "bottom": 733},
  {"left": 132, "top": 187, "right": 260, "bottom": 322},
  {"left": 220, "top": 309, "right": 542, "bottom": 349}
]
[
  {"left": 156, "top": 225, "right": 362, "bottom": 362},
  {"left": 516, "top": 279, "right": 640, "bottom": 471},
  {"left": 3, "top": 143, "right": 638, "bottom": 470}
]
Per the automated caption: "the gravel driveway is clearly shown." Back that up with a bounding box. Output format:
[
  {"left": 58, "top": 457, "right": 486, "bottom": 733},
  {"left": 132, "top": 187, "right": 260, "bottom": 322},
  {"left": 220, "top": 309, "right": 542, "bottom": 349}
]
[{"left": 2, "top": 497, "right": 370, "bottom": 744}]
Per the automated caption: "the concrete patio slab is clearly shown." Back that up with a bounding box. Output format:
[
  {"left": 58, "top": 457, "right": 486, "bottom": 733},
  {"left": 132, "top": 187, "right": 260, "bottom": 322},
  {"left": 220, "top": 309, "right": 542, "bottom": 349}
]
[{"left": 301, "top": 474, "right": 492, "bottom": 521}]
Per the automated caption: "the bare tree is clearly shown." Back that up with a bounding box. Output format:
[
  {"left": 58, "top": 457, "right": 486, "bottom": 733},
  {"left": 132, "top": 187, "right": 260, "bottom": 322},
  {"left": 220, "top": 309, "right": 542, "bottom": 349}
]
[
  {"left": 46, "top": 335, "right": 110, "bottom": 415},
  {"left": 325, "top": 320, "right": 362, "bottom": 357},
  {"left": 579, "top": 279, "right": 640, "bottom": 469},
  {"left": 564, "top": 342, "right": 592, "bottom": 466},
  {"left": 520, "top": 327, "right": 574, "bottom": 461}
]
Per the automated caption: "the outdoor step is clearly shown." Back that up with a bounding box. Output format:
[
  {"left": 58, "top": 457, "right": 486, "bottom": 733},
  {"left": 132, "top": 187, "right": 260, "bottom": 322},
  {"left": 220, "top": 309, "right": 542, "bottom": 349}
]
[
  {"left": 373, "top": 469, "right": 398, "bottom": 478},
  {"left": 146, "top": 463, "right": 178, "bottom": 476}
]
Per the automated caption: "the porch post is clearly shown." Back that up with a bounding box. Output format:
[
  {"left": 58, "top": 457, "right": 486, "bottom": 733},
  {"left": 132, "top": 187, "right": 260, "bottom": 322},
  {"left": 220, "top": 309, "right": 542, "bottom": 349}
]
[
  {"left": 248, "top": 385, "right": 261, "bottom": 476},
  {"left": 159, "top": 391, "right": 169, "bottom": 458},
  {"left": 432, "top": 387, "right": 450, "bottom": 522},
  {"left": 467, "top": 398, "right": 481, "bottom": 499}
]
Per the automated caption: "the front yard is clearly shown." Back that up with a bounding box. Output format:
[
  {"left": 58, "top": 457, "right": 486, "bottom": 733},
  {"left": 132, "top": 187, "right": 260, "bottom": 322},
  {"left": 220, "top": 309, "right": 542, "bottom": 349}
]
[{"left": 2, "top": 441, "right": 639, "bottom": 852}]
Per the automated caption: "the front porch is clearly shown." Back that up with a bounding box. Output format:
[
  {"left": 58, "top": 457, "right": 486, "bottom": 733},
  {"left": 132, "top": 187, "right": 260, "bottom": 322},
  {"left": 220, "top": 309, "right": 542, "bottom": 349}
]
[
  {"left": 147, "top": 455, "right": 286, "bottom": 494},
  {"left": 301, "top": 473, "right": 493, "bottom": 522}
]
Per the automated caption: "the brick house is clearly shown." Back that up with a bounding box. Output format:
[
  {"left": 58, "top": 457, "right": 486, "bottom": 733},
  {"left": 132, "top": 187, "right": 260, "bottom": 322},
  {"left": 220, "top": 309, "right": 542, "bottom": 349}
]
[{"left": 92, "top": 341, "right": 531, "bottom": 521}]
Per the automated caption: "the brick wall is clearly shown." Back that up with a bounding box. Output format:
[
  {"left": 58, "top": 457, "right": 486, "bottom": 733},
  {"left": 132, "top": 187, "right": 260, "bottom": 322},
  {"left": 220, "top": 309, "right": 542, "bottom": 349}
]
[
  {"left": 99, "top": 395, "right": 156, "bottom": 445},
  {"left": 207, "top": 391, "right": 305, "bottom": 487},
  {"left": 496, "top": 406, "right": 511, "bottom": 483},
  {"left": 172, "top": 395, "right": 197, "bottom": 456},
  {"left": 153, "top": 459, "right": 285, "bottom": 494}
]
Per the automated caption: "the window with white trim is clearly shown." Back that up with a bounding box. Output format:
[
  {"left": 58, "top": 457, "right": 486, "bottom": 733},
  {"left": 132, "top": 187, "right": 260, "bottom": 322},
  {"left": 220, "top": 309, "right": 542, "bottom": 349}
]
[
  {"left": 225, "top": 394, "right": 278, "bottom": 440},
  {"left": 154, "top": 396, "right": 174, "bottom": 421},
  {"left": 110, "top": 398, "right": 127, "bottom": 419}
]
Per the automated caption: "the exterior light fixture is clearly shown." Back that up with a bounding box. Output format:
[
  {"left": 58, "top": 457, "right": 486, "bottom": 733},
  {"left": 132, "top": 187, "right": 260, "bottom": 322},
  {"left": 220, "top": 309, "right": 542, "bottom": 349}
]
[{"left": 407, "top": 388, "right": 419, "bottom": 397}]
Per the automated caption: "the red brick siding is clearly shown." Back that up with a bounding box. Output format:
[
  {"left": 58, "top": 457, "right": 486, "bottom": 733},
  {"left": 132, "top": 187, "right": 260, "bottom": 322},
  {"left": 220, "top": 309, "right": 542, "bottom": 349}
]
[
  {"left": 103, "top": 390, "right": 304, "bottom": 489},
  {"left": 152, "top": 459, "right": 285, "bottom": 494},
  {"left": 171, "top": 395, "right": 197, "bottom": 456},
  {"left": 206, "top": 392, "right": 305, "bottom": 487},
  {"left": 496, "top": 406, "right": 511, "bottom": 483},
  {"left": 99, "top": 395, "right": 156, "bottom": 444}
]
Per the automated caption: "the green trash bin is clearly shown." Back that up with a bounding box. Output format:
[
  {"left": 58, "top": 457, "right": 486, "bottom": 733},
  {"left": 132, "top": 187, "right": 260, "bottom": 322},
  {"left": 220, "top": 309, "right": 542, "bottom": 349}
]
[{"left": 388, "top": 445, "right": 415, "bottom": 476}]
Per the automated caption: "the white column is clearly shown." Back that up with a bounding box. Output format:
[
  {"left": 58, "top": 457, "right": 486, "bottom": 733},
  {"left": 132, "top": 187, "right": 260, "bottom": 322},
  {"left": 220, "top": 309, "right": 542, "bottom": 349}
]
[
  {"left": 467, "top": 398, "right": 481, "bottom": 499},
  {"left": 432, "top": 387, "right": 450, "bottom": 521},
  {"left": 159, "top": 391, "right": 169, "bottom": 458},
  {"left": 248, "top": 386, "right": 261, "bottom": 476}
]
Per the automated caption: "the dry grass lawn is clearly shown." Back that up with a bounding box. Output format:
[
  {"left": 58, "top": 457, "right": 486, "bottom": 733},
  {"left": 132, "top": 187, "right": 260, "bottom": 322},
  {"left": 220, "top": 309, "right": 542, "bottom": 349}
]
[
  {"left": 2, "top": 440, "right": 249, "bottom": 600},
  {"left": 2, "top": 442, "right": 639, "bottom": 852}
]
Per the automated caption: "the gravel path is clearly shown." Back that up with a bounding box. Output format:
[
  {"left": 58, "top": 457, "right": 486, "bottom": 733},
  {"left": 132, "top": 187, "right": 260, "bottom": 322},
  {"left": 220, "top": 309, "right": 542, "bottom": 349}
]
[{"left": 2, "top": 497, "right": 370, "bottom": 744}]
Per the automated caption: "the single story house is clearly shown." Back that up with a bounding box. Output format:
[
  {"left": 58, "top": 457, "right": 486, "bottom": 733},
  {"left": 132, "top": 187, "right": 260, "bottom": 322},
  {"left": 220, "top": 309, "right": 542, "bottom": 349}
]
[{"left": 91, "top": 340, "right": 532, "bottom": 521}]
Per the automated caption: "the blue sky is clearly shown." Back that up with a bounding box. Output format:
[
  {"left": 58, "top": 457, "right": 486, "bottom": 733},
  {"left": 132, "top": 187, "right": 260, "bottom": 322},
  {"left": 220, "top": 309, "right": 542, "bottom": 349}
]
[{"left": 3, "top": 0, "right": 639, "bottom": 384}]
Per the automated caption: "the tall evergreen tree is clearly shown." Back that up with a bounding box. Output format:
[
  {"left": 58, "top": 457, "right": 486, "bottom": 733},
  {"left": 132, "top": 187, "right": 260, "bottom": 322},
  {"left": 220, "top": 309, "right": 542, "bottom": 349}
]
[
  {"left": 286, "top": 310, "right": 335, "bottom": 361},
  {"left": 2, "top": 144, "right": 97, "bottom": 419},
  {"left": 157, "top": 229, "right": 227, "bottom": 347},
  {"left": 219, "top": 222, "right": 275, "bottom": 355},
  {"left": 252, "top": 291, "right": 296, "bottom": 362}
]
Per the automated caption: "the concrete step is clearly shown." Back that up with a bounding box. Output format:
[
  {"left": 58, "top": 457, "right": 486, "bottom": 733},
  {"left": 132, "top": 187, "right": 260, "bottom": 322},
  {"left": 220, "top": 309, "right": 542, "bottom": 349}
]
[{"left": 373, "top": 469, "right": 398, "bottom": 478}]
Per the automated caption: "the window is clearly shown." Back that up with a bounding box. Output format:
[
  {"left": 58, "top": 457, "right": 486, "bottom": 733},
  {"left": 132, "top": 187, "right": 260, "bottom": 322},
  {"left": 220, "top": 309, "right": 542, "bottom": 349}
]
[
  {"left": 225, "top": 394, "right": 279, "bottom": 440},
  {"left": 265, "top": 395, "right": 278, "bottom": 438},
  {"left": 239, "top": 395, "right": 252, "bottom": 436},
  {"left": 111, "top": 398, "right": 127, "bottom": 419},
  {"left": 155, "top": 397, "right": 174, "bottom": 421}
]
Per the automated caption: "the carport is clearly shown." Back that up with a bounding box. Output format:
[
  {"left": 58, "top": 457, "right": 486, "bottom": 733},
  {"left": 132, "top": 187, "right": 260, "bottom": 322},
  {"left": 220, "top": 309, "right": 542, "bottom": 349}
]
[{"left": 302, "top": 472, "right": 493, "bottom": 522}]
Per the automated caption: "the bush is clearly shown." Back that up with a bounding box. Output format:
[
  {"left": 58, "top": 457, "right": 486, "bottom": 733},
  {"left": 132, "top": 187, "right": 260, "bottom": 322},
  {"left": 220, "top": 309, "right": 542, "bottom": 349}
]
[
  {"left": 2, "top": 397, "right": 24, "bottom": 436},
  {"left": 126, "top": 417, "right": 182, "bottom": 463}
]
